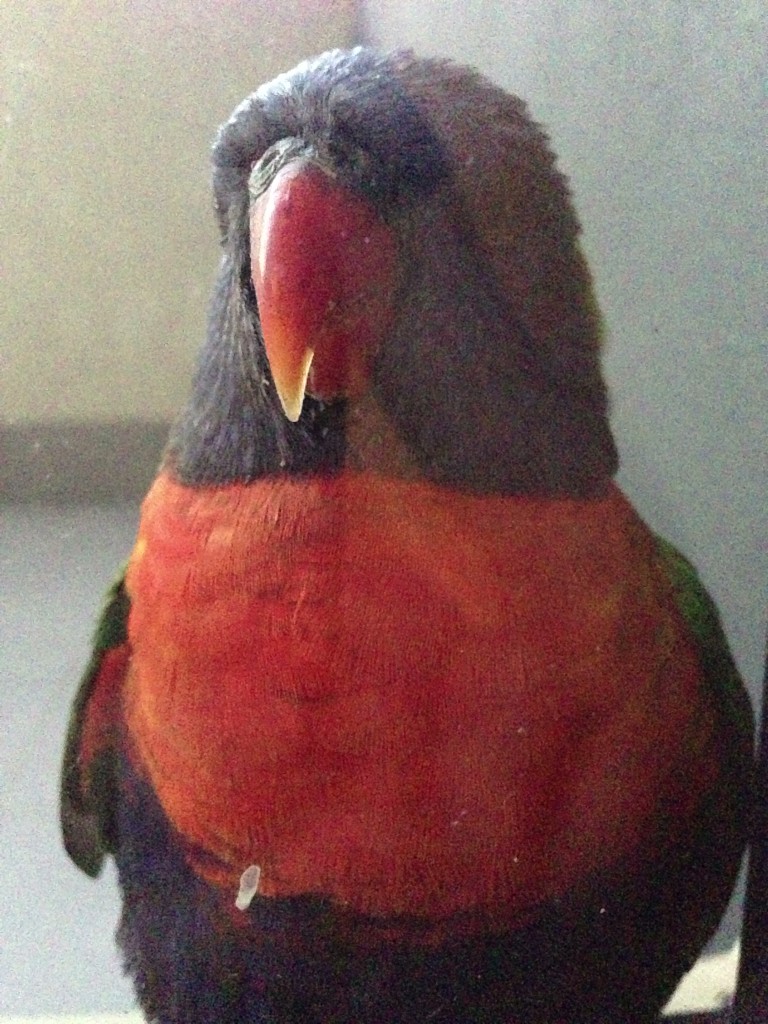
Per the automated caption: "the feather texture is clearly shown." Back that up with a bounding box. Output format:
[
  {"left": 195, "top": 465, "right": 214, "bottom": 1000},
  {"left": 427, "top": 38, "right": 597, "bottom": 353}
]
[{"left": 60, "top": 48, "right": 753, "bottom": 1023}]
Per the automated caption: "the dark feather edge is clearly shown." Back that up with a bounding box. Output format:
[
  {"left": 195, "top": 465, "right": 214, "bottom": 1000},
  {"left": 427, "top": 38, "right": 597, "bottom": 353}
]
[{"left": 60, "top": 572, "right": 130, "bottom": 877}]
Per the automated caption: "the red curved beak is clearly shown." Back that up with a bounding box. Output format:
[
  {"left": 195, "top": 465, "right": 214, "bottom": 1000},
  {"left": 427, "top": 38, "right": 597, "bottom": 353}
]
[{"left": 250, "top": 161, "right": 398, "bottom": 422}]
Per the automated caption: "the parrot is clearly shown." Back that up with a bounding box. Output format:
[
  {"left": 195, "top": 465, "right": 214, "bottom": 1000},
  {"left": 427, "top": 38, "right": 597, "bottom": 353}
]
[{"left": 60, "top": 47, "right": 754, "bottom": 1024}]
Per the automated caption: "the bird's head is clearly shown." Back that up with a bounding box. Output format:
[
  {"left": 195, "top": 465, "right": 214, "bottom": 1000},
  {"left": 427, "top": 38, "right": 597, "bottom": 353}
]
[{"left": 171, "top": 48, "right": 617, "bottom": 494}]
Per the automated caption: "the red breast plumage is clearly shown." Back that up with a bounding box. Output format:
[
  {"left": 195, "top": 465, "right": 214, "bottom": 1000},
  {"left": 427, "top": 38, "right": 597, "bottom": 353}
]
[{"left": 123, "top": 469, "right": 716, "bottom": 934}]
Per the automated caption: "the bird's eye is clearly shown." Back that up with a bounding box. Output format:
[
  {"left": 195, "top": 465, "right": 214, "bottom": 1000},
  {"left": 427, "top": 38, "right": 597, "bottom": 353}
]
[{"left": 248, "top": 138, "right": 307, "bottom": 201}]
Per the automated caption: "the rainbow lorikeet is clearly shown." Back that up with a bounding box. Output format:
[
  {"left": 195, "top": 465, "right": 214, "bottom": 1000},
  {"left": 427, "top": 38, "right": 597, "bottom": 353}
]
[{"left": 61, "top": 48, "right": 754, "bottom": 1023}]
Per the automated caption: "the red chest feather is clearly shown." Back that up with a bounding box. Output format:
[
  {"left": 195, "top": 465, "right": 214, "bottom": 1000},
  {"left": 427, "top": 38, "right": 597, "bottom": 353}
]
[{"left": 123, "top": 471, "right": 714, "bottom": 928}]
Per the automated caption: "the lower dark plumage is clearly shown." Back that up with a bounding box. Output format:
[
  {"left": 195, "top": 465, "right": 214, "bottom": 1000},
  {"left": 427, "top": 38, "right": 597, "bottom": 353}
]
[{"left": 114, "top": 751, "right": 744, "bottom": 1024}]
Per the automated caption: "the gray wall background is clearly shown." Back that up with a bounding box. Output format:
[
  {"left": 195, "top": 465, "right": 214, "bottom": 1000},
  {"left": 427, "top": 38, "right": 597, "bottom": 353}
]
[{"left": 2, "top": 0, "right": 765, "bottom": 1016}]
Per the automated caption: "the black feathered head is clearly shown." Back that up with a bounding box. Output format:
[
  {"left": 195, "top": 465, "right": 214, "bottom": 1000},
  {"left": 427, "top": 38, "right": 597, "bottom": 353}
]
[{"left": 169, "top": 48, "right": 617, "bottom": 494}]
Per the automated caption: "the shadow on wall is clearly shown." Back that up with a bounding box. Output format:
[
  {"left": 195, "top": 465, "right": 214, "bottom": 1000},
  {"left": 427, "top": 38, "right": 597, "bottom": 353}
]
[
  {"left": 1, "top": 421, "right": 170, "bottom": 503},
  {"left": 1, "top": 0, "right": 358, "bottom": 428}
]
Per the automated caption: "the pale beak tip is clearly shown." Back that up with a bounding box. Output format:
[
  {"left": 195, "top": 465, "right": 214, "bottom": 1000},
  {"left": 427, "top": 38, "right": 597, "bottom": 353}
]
[
  {"left": 281, "top": 397, "right": 304, "bottom": 423},
  {"left": 273, "top": 347, "right": 314, "bottom": 423}
]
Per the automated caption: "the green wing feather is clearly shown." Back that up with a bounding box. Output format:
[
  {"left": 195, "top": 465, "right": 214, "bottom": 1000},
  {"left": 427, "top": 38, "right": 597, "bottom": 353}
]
[
  {"left": 646, "top": 536, "right": 755, "bottom": 984},
  {"left": 60, "top": 572, "right": 130, "bottom": 877},
  {"left": 656, "top": 536, "right": 755, "bottom": 770}
]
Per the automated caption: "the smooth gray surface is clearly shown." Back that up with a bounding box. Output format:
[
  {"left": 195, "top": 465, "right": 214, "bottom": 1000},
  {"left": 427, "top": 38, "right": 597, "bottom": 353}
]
[
  {"left": 1, "top": 505, "right": 139, "bottom": 1015},
  {"left": 0, "top": 422, "right": 168, "bottom": 504}
]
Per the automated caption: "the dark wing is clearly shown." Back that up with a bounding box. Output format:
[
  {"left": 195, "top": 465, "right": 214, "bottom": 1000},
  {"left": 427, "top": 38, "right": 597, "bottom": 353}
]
[
  {"left": 656, "top": 536, "right": 755, "bottom": 758},
  {"left": 60, "top": 573, "right": 131, "bottom": 877}
]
